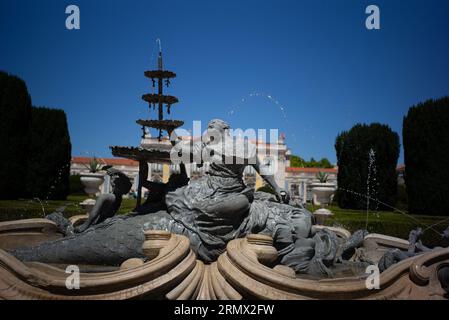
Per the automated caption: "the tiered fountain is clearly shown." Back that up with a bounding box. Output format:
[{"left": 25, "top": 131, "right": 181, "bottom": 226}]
[{"left": 110, "top": 49, "right": 184, "bottom": 207}]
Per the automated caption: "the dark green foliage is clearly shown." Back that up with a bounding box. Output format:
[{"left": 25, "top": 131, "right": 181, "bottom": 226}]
[
  {"left": 290, "top": 155, "right": 333, "bottom": 168},
  {"left": 396, "top": 184, "right": 408, "bottom": 212},
  {"left": 316, "top": 158, "right": 332, "bottom": 168},
  {"left": 0, "top": 72, "right": 72, "bottom": 200},
  {"left": 403, "top": 97, "right": 449, "bottom": 216},
  {"left": 0, "top": 71, "right": 32, "bottom": 199},
  {"left": 290, "top": 155, "right": 306, "bottom": 167},
  {"left": 335, "top": 123, "right": 400, "bottom": 210},
  {"left": 69, "top": 174, "right": 84, "bottom": 195},
  {"left": 26, "top": 107, "right": 72, "bottom": 200}
]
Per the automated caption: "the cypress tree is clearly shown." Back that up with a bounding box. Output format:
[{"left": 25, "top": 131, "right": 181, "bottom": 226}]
[
  {"left": 0, "top": 71, "right": 32, "bottom": 199},
  {"left": 403, "top": 97, "right": 449, "bottom": 215},
  {"left": 335, "top": 123, "right": 400, "bottom": 210},
  {"left": 26, "top": 107, "right": 72, "bottom": 200}
]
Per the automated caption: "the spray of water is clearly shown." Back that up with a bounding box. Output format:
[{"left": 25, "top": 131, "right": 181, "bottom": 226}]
[
  {"left": 33, "top": 198, "right": 46, "bottom": 217},
  {"left": 228, "top": 92, "right": 288, "bottom": 120},
  {"left": 45, "top": 163, "right": 70, "bottom": 203},
  {"left": 226, "top": 92, "right": 297, "bottom": 143},
  {"left": 422, "top": 216, "right": 449, "bottom": 233},
  {"left": 156, "top": 38, "right": 162, "bottom": 53},
  {"left": 339, "top": 187, "right": 443, "bottom": 237},
  {"left": 365, "top": 148, "right": 378, "bottom": 230}
]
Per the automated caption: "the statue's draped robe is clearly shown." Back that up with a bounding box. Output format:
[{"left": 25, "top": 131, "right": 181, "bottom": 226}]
[
  {"left": 165, "top": 138, "right": 312, "bottom": 261},
  {"left": 166, "top": 161, "right": 253, "bottom": 261}
]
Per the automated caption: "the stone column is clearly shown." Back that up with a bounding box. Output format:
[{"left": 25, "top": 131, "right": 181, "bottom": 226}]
[{"left": 301, "top": 180, "right": 307, "bottom": 204}]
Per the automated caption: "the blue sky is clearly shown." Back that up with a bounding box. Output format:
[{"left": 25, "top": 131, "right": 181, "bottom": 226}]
[{"left": 1, "top": 0, "right": 448, "bottom": 164}]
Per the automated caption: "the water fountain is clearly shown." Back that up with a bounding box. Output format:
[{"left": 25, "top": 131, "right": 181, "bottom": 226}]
[
  {"left": 110, "top": 45, "right": 184, "bottom": 209},
  {"left": 0, "top": 48, "right": 448, "bottom": 300}
]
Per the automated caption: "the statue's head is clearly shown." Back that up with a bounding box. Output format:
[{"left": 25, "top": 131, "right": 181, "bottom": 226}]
[
  {"left": 207, "top": 119, "right": 230, "bottom": 132},
  {"left": 107, "top": 168, "right": 132, "bottom": 195},
  {"left": 206, "top": 119, "right": 230, "bottom": 142}
]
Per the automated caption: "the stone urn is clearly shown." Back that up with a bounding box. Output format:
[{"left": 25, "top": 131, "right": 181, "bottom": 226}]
[
  {"left": 80, "top": 173, "right": 105, "bottom": 197},
  {"left": 310, "top": 182, "right": 335, "bottom": 207}
]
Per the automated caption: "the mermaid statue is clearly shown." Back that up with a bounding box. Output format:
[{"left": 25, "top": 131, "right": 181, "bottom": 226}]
[{"left": 10, "top": 119, "right": 365, "bottom": 276}]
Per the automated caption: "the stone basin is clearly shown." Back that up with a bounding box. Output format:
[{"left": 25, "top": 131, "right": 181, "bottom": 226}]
[{"left": 0, "top": 219, "right": 448, "bottom": 300}]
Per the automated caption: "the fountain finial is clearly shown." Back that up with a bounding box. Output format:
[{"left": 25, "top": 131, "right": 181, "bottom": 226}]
[{"left": 158, "top": 51, "right": 163, "bottom": 71}]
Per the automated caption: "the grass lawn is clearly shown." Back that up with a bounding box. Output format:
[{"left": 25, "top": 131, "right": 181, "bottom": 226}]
[
  {"left": 0, "top": 195, "right": 137, "bottom": 222},
  {"left": 0, "top": 196, "right": 447, "bottom": 247}
]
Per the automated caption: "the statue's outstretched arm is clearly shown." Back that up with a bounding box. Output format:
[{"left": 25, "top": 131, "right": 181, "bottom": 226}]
[
  {"left": 252, "top": 157, "right": 289, "bottom": 202},
  {"left": 140, "top": 161, "right": 149, "bottom": 185},
  {"left": 75, "top": 194, "right": 116, "bottom": 233},
  {"left": 171, "top": 140, "right": 205, "bottom": 165},
  {"left": 138, "top": 162, "right": 168, "bottom": 192}
]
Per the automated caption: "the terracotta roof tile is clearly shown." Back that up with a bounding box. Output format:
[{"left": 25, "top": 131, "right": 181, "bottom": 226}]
[
  {"left": 71, "top": 156, "right": 138, "bottom": 167},
  {"left": 286, "top": 167, "right": 338, "bottom": 173}
]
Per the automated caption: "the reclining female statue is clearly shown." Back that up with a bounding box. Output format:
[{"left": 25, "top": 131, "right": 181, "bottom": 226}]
[
  {"left": 10, "top": 119, "right": 363, "bottom": 276},
  {"left": 45, "top": 167, "right": 133, "bottom": 235}
]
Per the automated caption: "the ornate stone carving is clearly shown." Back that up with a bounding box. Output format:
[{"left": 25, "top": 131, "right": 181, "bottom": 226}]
[{"left": 0, "top": 226, "right": 447, "bottom": 300}]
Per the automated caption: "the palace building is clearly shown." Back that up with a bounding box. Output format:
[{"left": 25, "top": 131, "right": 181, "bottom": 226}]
[{"left": 71, "top": 133, "right": 338, "bottom": 204}]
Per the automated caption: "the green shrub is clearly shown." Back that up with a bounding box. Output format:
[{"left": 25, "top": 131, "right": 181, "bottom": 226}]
[
  {"left": 290, "top": 155, "right": 306, "bottom": 167},
  {"left": 0, "top": 73, "right": 72, "bottom": 200},
  {"left": 26, "top": 107, "right": 72, "bottom": 200},
  {"left": 290, "top": 155, "right": 333, "bottom": 168},
  {"left": 335, "top": 123, "right": 400, "bottom": 210},
  {"left": 403, "top": 97, "right": 449, "bottom": 215},
  {"left": 69, "top": 175, "right": 84, "bottom": 195},
  {"left": 396, "top": 184, "right": 408, "bottom": 212},
  {"left": 0, "top": 72, "right": 32, "bottom": 199}
]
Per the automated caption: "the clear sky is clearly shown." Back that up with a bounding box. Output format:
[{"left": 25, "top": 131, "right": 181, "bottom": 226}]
[{"left": 1, "top": 0, "right": 448, "bottom": 164}]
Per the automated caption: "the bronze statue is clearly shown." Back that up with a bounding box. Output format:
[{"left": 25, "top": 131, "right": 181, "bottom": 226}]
[
  {"left": 10, "top": 119, "right": 366, "bottom": 276},
  {"left": 75, "top": 168, "right": 132, "bottom": 233}
]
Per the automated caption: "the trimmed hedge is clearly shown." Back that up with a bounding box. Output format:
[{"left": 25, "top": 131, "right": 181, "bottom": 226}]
[
  {"left": 403, "top": 97, "right": 449, "bottom": 216},
  {"left": 335, "top": 123, "right": 400, "bottom": 210},
  {"left": 0, "top": 71, "right": 32, "bottom": 199},
  {"left": 69, "top": 174, "right": 85, "bottom": 195},
  {"left": 0, "top": 73, "right": 72, "bottom": 200},
  {"left": 26, "top": 107, "right": 72, "bottom": 200}
]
